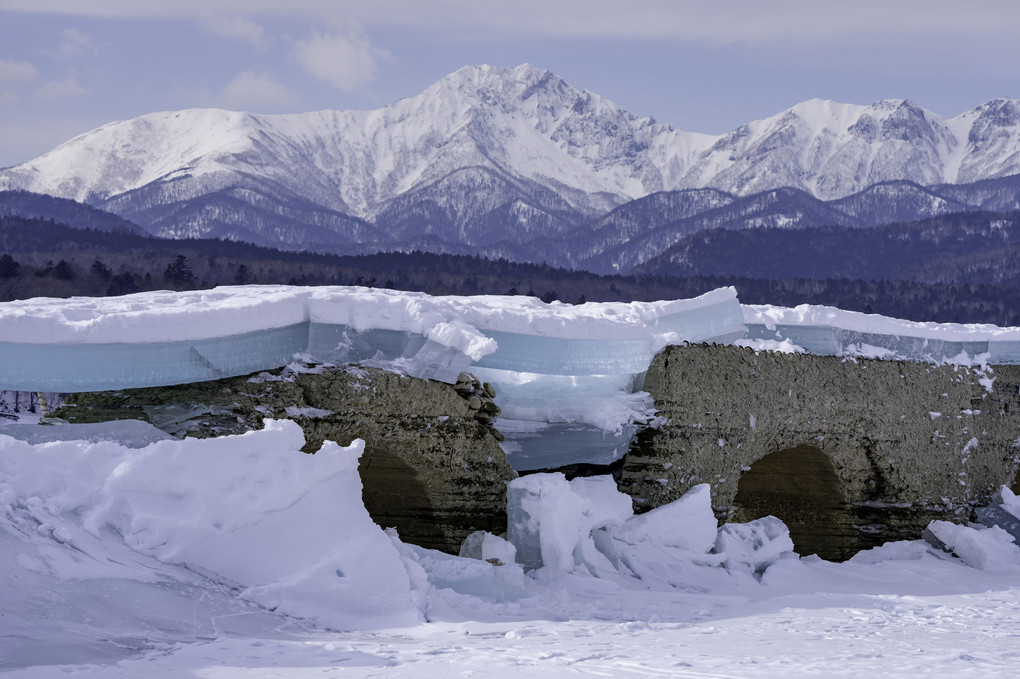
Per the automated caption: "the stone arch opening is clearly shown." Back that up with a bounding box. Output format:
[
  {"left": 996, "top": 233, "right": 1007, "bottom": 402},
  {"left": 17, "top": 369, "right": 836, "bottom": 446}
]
[
  {"left": 1011, "top": 467, "right": 1020, "bottom": 495},
  {"left": 732, "top": 444, "right": 854, "bottom": 561},
  {"left": 358, "top": 446, "right": 442, "bottom": 550}
]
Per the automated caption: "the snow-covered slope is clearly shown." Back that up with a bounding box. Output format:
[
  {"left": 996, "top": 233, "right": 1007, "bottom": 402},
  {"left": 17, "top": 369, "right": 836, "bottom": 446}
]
[
  {"left": 0, "top": 65, "right": 713, "bottom": 220},
  {"left": 685, "top": 99, "right": 957, "bottom": 198},
  {"left": 2, "top": 65, "right": 1020, "bottom": 256}
]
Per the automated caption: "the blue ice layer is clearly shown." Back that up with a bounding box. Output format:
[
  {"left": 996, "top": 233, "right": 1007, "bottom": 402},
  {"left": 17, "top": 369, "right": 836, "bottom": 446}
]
[
  {"left": 498, "top": 420, "right": 638, "bottom": 472},
  {"left": 473, "top": 332, "right": 654, "bottom": 375},
  {"left": 0, "top": 323, "right": 309, "bottom": 392},
  {"left": 474, "top": 297, "right": 746, "bottom": 376},
  {"left": 306, "top": 323, "right": 473, "bottom": 383},
  {"left": 744, "top": 324, "right": 1020, "bottom": 364},
  {"left": 307, "top": 324, "right": 426, "bottom": 363},
  {"left": 0, "top": 322, "right": 475, "bottom": 392},
  {"left": 989, "top": 341, "right": 1020, "bottom": 364},
  {"left": 0, "top": 293, "right": 747, "bottom": 392}
]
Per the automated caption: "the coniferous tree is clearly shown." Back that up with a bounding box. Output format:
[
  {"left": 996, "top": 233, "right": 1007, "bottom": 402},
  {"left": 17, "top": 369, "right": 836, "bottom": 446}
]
[
  {"left": 107, "top": 272, "right": 141, "bottom": 296},
  {"left": 90, "top": 259, "right": 112, "bottom": 281},
  {"left": 163, "top": 255, "right": 194, "bottom": 286},
  {"left": 233, "top": 263, "right": 253, "bottom": 285},
  {"left": 52, "top": 259, "right": 76, "bottom": 281},
  {"left": 0, "top": 253, "right": 20, "bottom": 279}
]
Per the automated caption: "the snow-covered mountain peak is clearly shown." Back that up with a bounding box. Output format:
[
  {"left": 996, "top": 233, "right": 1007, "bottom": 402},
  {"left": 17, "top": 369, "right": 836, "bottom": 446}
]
[
  {"left": 783, "top": 98, "right": 870, "bottom": 134},
  {"left": 4, "top": 65, "right": 1020, "bottom": 248},
  {"left": 0, "top": 107, "right": 263, "bottom": 202},
  {"left": 967, "top": 97, "right": 1020, "bottom": 139},
  {"left": 408, "top": 63, "right": 662, "bottom": 140}
]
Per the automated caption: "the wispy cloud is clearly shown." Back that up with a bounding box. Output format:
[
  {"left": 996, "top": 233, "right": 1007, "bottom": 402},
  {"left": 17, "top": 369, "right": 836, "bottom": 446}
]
[
  {"left": 201, "top": 14, "right": 268, "bottom": 47},
  {"left": 35, "top": 76, "right": 90, "bottom": 100},
  {"left": 0, "top": 59, "right": 39, "bottom": 83},
  {"left": 52, "top": 28, "right": 97, "bottom": 58},
  {"left": 292, "top": 28, "right": 386, "bottom": 92},
  {"left": 219, "top": 70, "right": 294, "bottom": 109}
]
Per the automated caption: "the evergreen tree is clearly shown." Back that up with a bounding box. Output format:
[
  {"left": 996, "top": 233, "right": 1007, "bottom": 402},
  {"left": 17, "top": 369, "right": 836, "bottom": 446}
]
[
  {"left": 107, "top": 272, "right": 140, "bottom": 296},
  {"left": 90, "top": 259, "right": 112, "bottom": 281},
  {"left": 163, "top": 255, "right": 194, "bottom": 286},
  {"left": 0, "top": 254, "right": 20, "bottom": 279},
  {"left": 52, "top": 259, "right": 76, "bottom": 281},
  {"left": 233, "top": 263, "right": 253, "bottom": 285}
]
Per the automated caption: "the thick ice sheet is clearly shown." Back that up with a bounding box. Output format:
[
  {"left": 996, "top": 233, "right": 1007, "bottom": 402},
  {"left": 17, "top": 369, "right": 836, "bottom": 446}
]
[
  {"left": 744, "top": 303, "right": 1020, "bottom": 364},
  {"left": 0, "top": 286, "right": 744, "bottom": 391}
]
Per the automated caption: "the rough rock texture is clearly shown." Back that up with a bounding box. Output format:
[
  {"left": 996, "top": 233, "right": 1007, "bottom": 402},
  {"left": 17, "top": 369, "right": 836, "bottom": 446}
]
[
  {"left": 620, "top": 344, "right": 1020, "bottom": 560},
  {"left": 51, "top": 363, "right": 516, "bottom": 554}
]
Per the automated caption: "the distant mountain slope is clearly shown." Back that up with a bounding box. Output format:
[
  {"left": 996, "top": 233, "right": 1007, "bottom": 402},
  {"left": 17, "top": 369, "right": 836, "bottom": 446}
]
[
  {"left": 633, "top": 211, "right": 1020, "bottom": 285},
  {"left": 583, "top": 187, "right": 858, "bottom": 273},
  {"left": 0, "top": 190, "right": 146, "bottom": 235},
  {"left": 2, "top": 65, "right": 1020, "bottom": 262},
  {"left": 573, "top": 174, "right": 1020, "bottom": 273}
]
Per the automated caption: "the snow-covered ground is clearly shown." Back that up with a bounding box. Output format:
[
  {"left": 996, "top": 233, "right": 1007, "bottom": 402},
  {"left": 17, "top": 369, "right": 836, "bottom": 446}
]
[
  {"left": 4, "top": 418, "right": 1020, "bottom": 677},
  {"left": 5, "top": 287, "right": 1020, "bottom": 676}
]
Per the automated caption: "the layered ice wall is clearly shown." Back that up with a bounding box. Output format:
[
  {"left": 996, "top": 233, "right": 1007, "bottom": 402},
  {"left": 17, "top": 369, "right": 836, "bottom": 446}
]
[
  {"left": 0, "top": 286, "right": 744, "bottom": 392},
  {"left": 6, "top": 287, "right": 1020, "bottom": 472},
  {"left": 0, "top": 286, "right": 745, "bottom": 470},
  {"left": 743, "top": 304, "right": 1020, "bottom": 365},
  {"left": 0, "top": 288, "right": 312, "bottom": 392}
]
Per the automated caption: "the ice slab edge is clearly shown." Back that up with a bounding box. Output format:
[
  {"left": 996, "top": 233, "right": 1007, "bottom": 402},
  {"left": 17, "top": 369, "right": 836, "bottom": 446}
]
[
  {"left": 744, "top": 303, "right": 1020, "bottom": 365},
  {"left": 0, "top": 286, "right": 745, "bottom": 392}
]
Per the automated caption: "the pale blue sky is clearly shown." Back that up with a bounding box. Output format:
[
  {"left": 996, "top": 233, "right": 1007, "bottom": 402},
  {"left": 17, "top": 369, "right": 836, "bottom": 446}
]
[{"left": 1, "top": 0, "right": 1019, "bottom": 167}]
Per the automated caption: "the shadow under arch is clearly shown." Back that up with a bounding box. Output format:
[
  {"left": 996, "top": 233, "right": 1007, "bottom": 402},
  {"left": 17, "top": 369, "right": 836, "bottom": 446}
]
[{"left": 731, "top": 444, "right": 856, "bottom": 561}]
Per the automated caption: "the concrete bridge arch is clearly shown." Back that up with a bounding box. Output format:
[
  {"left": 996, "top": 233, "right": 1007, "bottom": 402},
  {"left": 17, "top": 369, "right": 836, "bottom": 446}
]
[{"left": 621, "top": 343, "right": 1020, "bottom": 559}]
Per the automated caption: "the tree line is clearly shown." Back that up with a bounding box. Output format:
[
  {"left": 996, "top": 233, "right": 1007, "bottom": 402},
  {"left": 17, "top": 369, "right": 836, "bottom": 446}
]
[{"left": 1, "top": 214, "right": 1018, "bottom": 326}]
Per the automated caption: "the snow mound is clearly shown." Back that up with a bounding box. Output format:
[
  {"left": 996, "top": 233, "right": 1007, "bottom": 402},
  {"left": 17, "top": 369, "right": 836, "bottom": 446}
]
[{"left": 0, "top": 419, "right": 423, "bottom": 630}]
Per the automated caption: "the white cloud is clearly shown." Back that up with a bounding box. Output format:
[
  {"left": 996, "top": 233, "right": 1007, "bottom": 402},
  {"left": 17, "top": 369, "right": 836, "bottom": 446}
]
[
  {"left": 219, "top": 70, "right": 294, "bottom": 109},
  {"left": 292, "top": 29, "right": 385, "bottom": 91},
  {"left": 0, "top": 59, "right": 39, "bottom": 83},
  {"left": 202, "top": 14, "right": 268, "bottom": 47},
  {"left": 35, "top": 76, "right": 90, "bottom": 100},
  {"left": 54, "top": 28, "right": 97, "bottom": 58}
]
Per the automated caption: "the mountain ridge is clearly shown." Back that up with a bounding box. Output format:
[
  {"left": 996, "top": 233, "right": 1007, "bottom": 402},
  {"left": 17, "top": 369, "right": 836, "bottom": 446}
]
[{"left": 3, "top": 64, "right": 1020, "bottom": 270}]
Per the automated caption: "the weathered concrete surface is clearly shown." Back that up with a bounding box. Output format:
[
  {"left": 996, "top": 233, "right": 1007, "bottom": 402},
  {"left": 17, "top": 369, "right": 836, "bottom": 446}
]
[
  {"left": 620, "top": 344, "right": 1020, "bottom": 560},
  {"left": 52, "top": 364, "right": 516, "bottom": 554}
]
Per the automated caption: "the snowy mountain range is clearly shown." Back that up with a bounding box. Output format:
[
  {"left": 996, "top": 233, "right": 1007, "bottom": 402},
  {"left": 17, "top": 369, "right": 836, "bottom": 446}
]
[{"left": 2, "top": 63, "right": 1020, "bottom": 272}]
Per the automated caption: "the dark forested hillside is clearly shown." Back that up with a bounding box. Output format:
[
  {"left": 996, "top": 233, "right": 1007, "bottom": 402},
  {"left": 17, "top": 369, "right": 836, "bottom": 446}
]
[
  {"left": 0, "top": 190, "right": 147, "bottom": 235},
  {"left": 634, "top": 211, "right": 1020, "bottom": 286},
  {"left": 2, "top": 213, "right": 1019, "bottom": 326}
]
